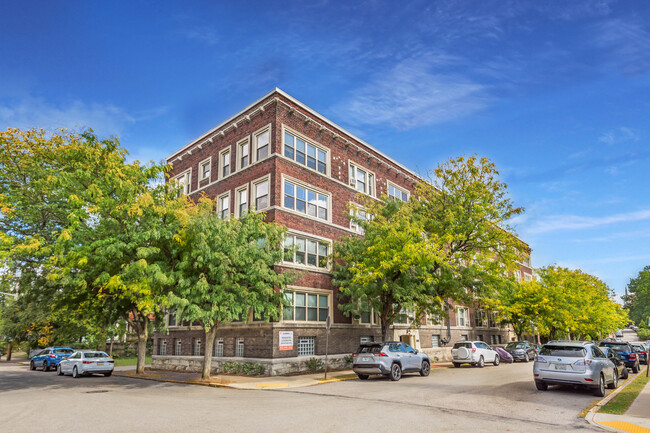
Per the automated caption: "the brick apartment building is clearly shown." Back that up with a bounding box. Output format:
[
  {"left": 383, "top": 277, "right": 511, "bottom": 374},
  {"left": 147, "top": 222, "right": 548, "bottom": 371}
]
[{"left": 153, "top": 88, "right": 534, "bottom": 375}]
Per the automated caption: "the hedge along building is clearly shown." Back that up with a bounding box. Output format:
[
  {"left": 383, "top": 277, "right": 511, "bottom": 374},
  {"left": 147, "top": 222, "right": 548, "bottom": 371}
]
[{"left": 153, "top": 88, "right": 533, "bottom": 375}]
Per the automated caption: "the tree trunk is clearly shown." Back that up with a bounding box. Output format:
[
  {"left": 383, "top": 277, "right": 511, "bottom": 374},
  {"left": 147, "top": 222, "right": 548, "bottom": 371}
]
[
  {"left": 6, "top": 342, "right": 12, "bottom": 361},
  {"left": 135, "top": 323, "right": 148, "bottom": 375},
  {"left": 98, "top": 327, "right": 107, "bottom": 352},
  {"left": 201, "top": 326, "right": 219, "bottom": 379},
  {"left": 109, "top": 336, "right": 115, "bottom": 356}
]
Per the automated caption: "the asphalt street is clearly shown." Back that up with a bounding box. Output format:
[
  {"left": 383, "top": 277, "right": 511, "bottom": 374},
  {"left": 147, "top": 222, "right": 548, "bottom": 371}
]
[{"left": 0, "top": 359, "right": 607, "bottom": 433}]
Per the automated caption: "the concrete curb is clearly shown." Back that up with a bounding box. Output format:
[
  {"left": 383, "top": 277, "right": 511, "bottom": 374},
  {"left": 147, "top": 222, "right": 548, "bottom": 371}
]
[{"left": 584, "top": 373, "right": 643, "bottom": 432}]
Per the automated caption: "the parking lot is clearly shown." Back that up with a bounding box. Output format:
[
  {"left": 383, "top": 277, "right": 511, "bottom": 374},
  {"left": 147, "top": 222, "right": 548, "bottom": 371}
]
[{"left": 0, "top": 359, "right": 609, "bottom": 433}]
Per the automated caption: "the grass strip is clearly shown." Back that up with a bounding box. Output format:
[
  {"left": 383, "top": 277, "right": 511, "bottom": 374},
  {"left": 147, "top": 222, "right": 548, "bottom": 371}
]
[
  {"left": 113, "top": 356, "right": 151, "bottom": 367},
  {"left": 599, "top": 372, "right": 649, "bottom": 415}
]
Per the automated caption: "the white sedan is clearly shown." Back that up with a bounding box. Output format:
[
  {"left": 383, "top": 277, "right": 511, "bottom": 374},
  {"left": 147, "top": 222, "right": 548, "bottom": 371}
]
[{"left": 57, "top": 351, "right": 115, "bottom": 378}]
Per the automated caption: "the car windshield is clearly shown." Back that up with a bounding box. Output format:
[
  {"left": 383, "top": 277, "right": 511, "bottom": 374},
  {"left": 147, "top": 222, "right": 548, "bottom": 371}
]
[
  {"left": 84, "top": 352, "right": 110, "bottom": 358},
  {"left": 453, "top": 342, "right": 472, "bottom": 349},
  {"left": 600, "top": 343, "right": 630, "bottom": 351},
  {"left": 539, "top": 346, "right": 586, "bottom": 357},
  {"left": 357, "top": 345, "right": 383, "bottom": 354},
  {"left": 505, "top": 343, "right": 525, "bottom": 349},
  {"left": 54, "top": 349, "right": 73, "bottom": 355}
]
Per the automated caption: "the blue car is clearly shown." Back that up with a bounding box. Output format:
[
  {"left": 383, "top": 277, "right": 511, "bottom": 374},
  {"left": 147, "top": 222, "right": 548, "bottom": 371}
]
[
  {"left": 599, "top": 341, "right": 641, "bottom": 374},
  {"left": 30, "top": 347, "right": 75, "bottom": 371}
]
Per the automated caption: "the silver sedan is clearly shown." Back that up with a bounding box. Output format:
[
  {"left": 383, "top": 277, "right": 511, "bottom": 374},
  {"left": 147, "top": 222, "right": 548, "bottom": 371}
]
[{"left": 57, "top": 351, "right": 115, "bottom": 378}]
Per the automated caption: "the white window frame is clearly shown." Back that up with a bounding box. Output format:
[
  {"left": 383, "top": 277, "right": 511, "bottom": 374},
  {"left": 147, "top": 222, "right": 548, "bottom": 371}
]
[
  {"left": 283, "top": 288, "right": 331, "bottom": 323},
  {"left": 282, "top": 126, "right": 329, "bottom": 176},
  {"left": 235, "top": 184, "right": 249, "bottom": 218},
  {"left": 298, "top": 336, "right": 316, "bottom": 356},
  {"left": 175, "top": 340, "right": 182, "bottom": 356},
  {"left": 194, "top": 339, "right": 201, "bottom": 356},
  {"left": 431, "top": 335, "right": 440, "bottom": 348},
  {"left": 456, "top": 307, "right": 469, "bottom": 328},
  {"left": 174, "top": 169, "right": 192, "bottom": 195},
  {"left": 236, "top": 338, "right": 245, "bottom": 357},
  {"left": 218, "top": 191, "right": 231, "bottom": 219},
  {"left": 213, "top": 338, "right": 224, "bottom": 357},
  {"left": 348, "top": 161, "right": 375, "bottom": 197},
  {"left": 252, "top": 124, "right": 271, "bottom": 163},
  {"left": 199, "top": 157, "right": 212, "bottom": 182},
  {"left": 283, "top": 233, "right": 330, "bottom": 270},
  {"left": 281, "top": 175, "right": 331, "bottom": 223},
  {"left": 219, "top": 147, "right": 232, "bottom": 179},
  {"left": 237, "top": 137, "right": 250, "bottom": 170},
  {"left": 252, "top": 174, "right": 270, "bottom": 211},
  {"left": 160, "top": 340, "right": 167, "bottom": 355},
  {"left": 387, "top": 180, "right": 409, "bottom": 202},
  {"left": 349, "top": 203, "right": 371, "bottom": 234},
  {"left": 355, "top": 308, "right": 379, "bottom": 325},
  {"left": 524, "top": 273, "right": 533, "bottom": 282}
]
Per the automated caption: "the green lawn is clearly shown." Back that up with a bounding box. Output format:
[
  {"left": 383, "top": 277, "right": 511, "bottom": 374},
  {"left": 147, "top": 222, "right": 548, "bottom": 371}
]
[
  {"left": 599, "top": 372, "right": 650, "bottom": 415},
  {"left": 113, "top": 356, "right": 151, "bottom": 367}
]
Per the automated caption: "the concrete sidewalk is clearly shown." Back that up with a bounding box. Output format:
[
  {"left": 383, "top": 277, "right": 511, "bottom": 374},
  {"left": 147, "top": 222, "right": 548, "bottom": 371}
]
[
  {"left": 114, "top": 362, "right": 454, "bottom": 390},
  {"left": 590, "top": 370, "right": 650, "bottom": 433}
]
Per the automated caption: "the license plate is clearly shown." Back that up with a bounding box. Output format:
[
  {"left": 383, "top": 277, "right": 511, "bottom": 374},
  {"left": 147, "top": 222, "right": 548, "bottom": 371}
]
[
  {"left": 97, "top": 362, "right": 104, "bottom": 366},
  {"left": 361, "top": 357, "right": 370, "bottom": 362},
  {"left": 555, "top": 364, "right": 567, "bottom": 370}
]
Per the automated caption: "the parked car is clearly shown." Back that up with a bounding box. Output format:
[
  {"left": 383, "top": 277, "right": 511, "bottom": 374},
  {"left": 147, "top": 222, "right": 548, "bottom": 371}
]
[
  {"left": 615, "top": 330, "right": 623, "bottom": 338},
  {"left": 601, "top": 347, "right": 629, "bottom": 380},
  {"left": 495, "top": 346, "right": 514, "bottom": 363},
  {"left": 30, "top": 347, "right": 75, "bottom": 371},
  {"left": 503, "top": 341, "right": 536, "bottom": 362},
  {"left": 532, "top": 344, "right": 542, "bottom": 354},
  {"left": 533, "top": 341, "right": 617, "bottom": 397},
  {"left": 451, "top": 341, "right": 500, "bottom": 368},
  {"left": 630, "top": 344, "right": 647, "bottom": 365},
  {"left": 352, "top": 341, "right": 430, "bottom": 381},
  {"left": 57, "top": 351, "right": 115, "bottom": 378},
  {"left": 598, "top": 341, "right": 641, "bottom": 374}
]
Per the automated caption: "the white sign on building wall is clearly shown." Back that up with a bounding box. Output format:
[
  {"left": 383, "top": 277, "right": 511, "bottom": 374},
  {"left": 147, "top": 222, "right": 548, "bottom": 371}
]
[{"left": 279, "top": 331, "right": 293, "bottom": 351}]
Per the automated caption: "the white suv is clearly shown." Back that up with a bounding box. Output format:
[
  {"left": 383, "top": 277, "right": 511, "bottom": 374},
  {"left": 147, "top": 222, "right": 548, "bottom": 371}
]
[{"left": 452, "top": 341, "right": 500, "bottom": 368}]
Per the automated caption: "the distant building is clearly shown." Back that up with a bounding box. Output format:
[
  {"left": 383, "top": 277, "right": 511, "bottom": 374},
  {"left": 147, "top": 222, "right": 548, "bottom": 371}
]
[{"left": 153, "top": 89, "right": 534, "bottom": 375}]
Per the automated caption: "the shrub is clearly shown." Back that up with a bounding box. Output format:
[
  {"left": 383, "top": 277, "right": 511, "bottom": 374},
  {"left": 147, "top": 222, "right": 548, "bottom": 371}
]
[
  {"left": 343, "top": 355, "right": 353, "bottom": 367},
  {"left": 637, "top": 328, "right": 650, "bottom": 341},
  {"left": 222, "top": 361, "right": 265, "bottom": 375},
  {"left": 305, "top": 357, "right": 324, "bottom": 372}
]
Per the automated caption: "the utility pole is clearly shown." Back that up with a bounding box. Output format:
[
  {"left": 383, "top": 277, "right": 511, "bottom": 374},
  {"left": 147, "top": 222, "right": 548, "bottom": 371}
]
[{"left": 324, "top": 315, "right": 331, "bottom": 380}]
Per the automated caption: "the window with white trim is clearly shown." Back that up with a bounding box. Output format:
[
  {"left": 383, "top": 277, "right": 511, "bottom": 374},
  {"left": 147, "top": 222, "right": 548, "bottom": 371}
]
[
  {"left": 253, "top": 178, "right": 269, "bottom": 210},
  {"left": 490, "top": 335, "right": 496, "bottom": 345},
  {"left": 349, "top": 204, "right": 371, "bottom": 234},
  {"left": 213, "top": 339, "right": 223, "bottom": 357},
  {"left": 298, "top": 337, "right": 315, "bottom": 356},
  {"left": 218, "top": 192, "right": 230, "bottom": 219},
  {"left": 199, "top": 158, "right": 211, "bottom": 181},
  {"left": 174, "top": 340, "right": 182, "bottom": 356},
  {"left": 254, "top": 128, "right": 270, "bottom": 162},
  {"left": 160, "top": 340, "right": 167, "bottom": 355},
  {"left": 283, "top": 291, "right": 329, "bottom": 322},
  {"left": 284, "top": 131, "right": 327, "bottom": 174},
  {"left": 283, "top": 235, "right": 329, "bottom": 268},
  {"left": 238, "top": 138, "right": 250, "bottom": 170},
  {"left": 349, "top": 162, "right": 374, "bottom": 196},
  {"left": 360, "top": 336, "right": 374, "bottom": 344},
  {"left": 194, "top": 339, "right": 201, "bottom": 356},
  {"left": 283, "top": 180, "right": 328, "bottom": 220},
  {"left": 524, "top": 273, "right": 533, "bottom": 282},
  {"left": 220, "top": 148, "right": 231, "bottom": 177},
  {"left": 174, "top": 170, "right": 191, "bottom": 195},
  {"left": 456, "top": 307, "right": 469, "bottom": 327},
  {"left": 460, "top": 334, "right": 468, "bottom": 341},
  {"left": 475, "top": 309, "right": 490, "bottom": 328},
  {"left": 431, "top": 335, "right": 440, "bottom": 347},
  {"left": 359, "top": 310, "right": 379, "bottom": 324},
  {"left": 235, "top": 338, "right": 244, "bottom": 357},
  {"left": 387, "top": 182, "right": 409, "bottom": 202},
  {"left": 236, "top": 186, "right": 248, "bottom": 217}
]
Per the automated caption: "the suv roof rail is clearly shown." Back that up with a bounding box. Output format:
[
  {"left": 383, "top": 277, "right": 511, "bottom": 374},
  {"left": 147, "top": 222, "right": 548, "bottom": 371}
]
[{"left": 546, "top": 340, "right": 592, "bottom": 345}]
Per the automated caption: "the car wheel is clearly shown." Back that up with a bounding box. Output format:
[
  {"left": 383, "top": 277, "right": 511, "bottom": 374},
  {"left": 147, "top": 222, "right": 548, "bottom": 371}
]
[
  {"left": 104, "top": 372, "right": 112, "bottom": 377},
  {"left": 478, "top": 356, "right": 485, "bottom": 368},
  {"left": 30, "top": 360, "right": 35, "bottom": 371},
  {"left": 535, "top": 380, "right": 548, "bottom": 391},
  {"left": 493, "top": 355, "right": 500, "bottom": 366},
  {"left": 524, "top": 353, "right": 530, "bottom": 363},
  {"left": 622, "top": 368, "right": 629, "bottom": 379},
  {"left": 357, "top": 374, "right": 369, "bottom": 380},
  {"left": 453, "top": 363, "right": 461, "bottom": 368},
  {"left": 594, "top": 374, "right": 606, "bottom": 397},
  {"left": 390, "top": 363, "right": 402, "bottom": 381},
  {"left": 57, "top": 364, "right": 64, "bottom": 376},
  {"left": 72, "top": 366, "right": 80, "bottom": 379},
  {"left": 608, "top": 371, "right": 618, "bottom": 389},
  {"left": 632, "top": 363, "right": 639, "bottom": 374},
  {"left": 42, "top": 361, "right": 49, "bottom": 372},
  {"left": 420, "top": 361, "right": 430, "bottom": 377}
]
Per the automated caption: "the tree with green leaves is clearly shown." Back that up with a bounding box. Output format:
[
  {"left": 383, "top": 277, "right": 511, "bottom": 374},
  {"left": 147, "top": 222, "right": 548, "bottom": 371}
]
[
  {"left": 624, "top": 266, "right": 650, "bottom": 328},
  {"left": 169, "top": 198, "right": 296, "bottom": 379}
]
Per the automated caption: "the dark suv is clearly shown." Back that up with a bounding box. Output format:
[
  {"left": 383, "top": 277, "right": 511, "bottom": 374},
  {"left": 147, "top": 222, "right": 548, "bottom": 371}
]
[{"left": 598, "top": 341, "right": 640, "bottom": 374}]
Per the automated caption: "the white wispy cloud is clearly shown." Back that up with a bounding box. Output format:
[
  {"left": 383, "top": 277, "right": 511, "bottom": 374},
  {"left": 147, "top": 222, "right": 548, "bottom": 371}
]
[
  {"left": 599, "top": 127, "right": 639, "bottom": 145},
  {"left": 527, "top": 209, "right": 650, "bottom": 234},
  {"left": 178, "top": 26, "right": 219, "bottom": 46},
  {"left": 592, "top": 18, "right": 650, "bottom": 74},
  {"left": 331, "top": 55, "right": 489, "bottom": 129}
]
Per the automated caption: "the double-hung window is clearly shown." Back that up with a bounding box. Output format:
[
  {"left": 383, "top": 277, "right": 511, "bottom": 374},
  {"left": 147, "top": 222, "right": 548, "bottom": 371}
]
[
  {"left": 283, "top": 235, "right": 329, "bottom": 268},
  {"left": 236, "top": 186, "right": 248, "bottom": 217},
  {"left": 388, "top": 182, "right": 409, "bottom": 202},
  {"left": 194, "top": 339, "right": 201, "bottom": 356},
  {"left": 175, "top": 340, "right": 182, "bottom": 356},
  {"left": 456, "top": 308, "right": 469, "bottom": 327},
  {"left": 213, "top": 339, "right": 223, "bottom": 357},
  {"left": 254, "top": 129, "right": 269, "bottom": 161},
  {"left": 218, "top": 193, "right": 230, "bottom": 219},
  {"left": 253, "top": 178, "right": 269, "bottom": 210},
  {"left": 175, "top": 170, "right": 191, "bottom": 195},
  {"left": 220, "top": 149, "right": 231, "bottom": 177},
  {"left": 349, "top": 204, "right": 370, "bottom": 234},
  {"left": 236, "top": 338, "right": 244, "bottom": 357},
  {"left": 283, "top": 291, "right": 329, "bottom": 322},
  {"left": 284, "top": 131, "right": 327, "bottom": 174},
  {"left": 349, "top": 163, "right": 374, "bottom": 196},
  {"left": 238, "top": 138, "right": 249, "bottom": 169},
  {"left": 283, "top": 180, "right": 328, "bottom": 221},
  {"left": 199, "top": 158, "right": 211, "bottom": 181},
  {"left": 160, "top": 340, "right": 167, "bottom": 355}
]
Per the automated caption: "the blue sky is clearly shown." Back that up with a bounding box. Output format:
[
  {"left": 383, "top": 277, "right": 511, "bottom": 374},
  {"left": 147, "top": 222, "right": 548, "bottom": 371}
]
[{"left": 1, "top": 1, "right": 649, "bottom": 300}]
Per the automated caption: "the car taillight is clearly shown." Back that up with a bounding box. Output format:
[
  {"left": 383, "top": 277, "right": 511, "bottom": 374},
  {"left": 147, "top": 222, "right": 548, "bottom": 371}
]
[
  {"left": 536, "top": 357, "right": 547, "bottom": 364},
  {"left": 49, "top": 354, "right": 56, "bottom": 358},
  {"left": 574, "top": 359, "right": 592, "bottom": 366},
  {"left": 352, "top": 353, "right": 359, "bottom": 356},
  {"left": 82, "top": 360, "right": 94, "bottom": 364},
  {"left": 108, "top": 360, "right": 114, "bottom": 363},
  {"left": 629, "top": 353, "right": 636, "bottom": 360},
  {"left": 372, "top": 352, "right": 388, "bottom": 357},
  {"left": 472, "top": 348, "right": 476, "bottom": 352}
]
